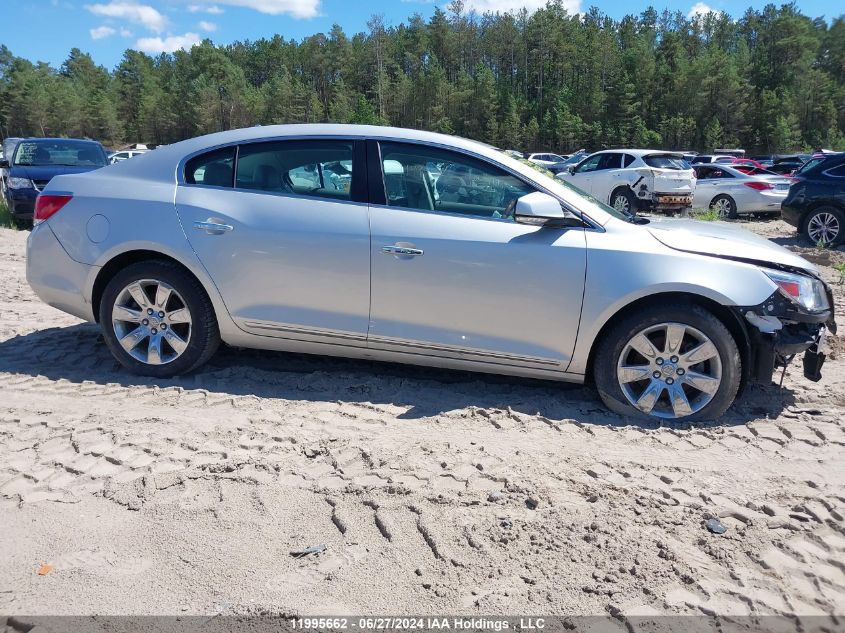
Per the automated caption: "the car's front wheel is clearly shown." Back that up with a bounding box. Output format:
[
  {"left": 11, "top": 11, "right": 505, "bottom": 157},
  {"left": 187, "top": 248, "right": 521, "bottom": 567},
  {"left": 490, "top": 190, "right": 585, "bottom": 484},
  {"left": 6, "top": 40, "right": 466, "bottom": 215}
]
[
  {"left": 594, "top": 304, "right": 741, "bottom": 421},
  {"left": 99, "top": 260, "right": 220, "bottom": 377}
]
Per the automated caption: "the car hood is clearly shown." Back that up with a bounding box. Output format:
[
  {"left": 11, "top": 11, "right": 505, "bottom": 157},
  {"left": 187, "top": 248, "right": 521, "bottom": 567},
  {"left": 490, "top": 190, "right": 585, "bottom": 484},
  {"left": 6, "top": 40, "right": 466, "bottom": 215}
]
[
  {"left": 645, "top": 217, "right": 818, "bottom": 274},
  {"left": 12, "top": 164, "right": 105, "bottom": 180}
]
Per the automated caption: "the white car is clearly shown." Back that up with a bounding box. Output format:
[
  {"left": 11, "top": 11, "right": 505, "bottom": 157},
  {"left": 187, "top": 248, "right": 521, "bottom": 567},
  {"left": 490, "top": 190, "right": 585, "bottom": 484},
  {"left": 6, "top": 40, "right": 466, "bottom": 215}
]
[
  {"left": 691, "top": 164, "right": 792, "bottom": 218},
  {"left": 527, "top": 153, "right": 569, "bottom": 168},
  {"left": 556, "top": 149, "right": 695, "bottom": 213},
  {"left": 109, "top": 150, "right": 149, "bottom": 164}
]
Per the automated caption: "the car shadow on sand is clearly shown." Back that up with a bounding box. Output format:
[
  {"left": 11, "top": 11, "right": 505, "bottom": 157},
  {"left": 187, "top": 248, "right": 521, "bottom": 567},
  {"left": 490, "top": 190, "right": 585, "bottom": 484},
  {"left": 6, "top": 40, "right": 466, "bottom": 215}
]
[{"left": 0, "top": 323, "right": 796, "bottom": 429}]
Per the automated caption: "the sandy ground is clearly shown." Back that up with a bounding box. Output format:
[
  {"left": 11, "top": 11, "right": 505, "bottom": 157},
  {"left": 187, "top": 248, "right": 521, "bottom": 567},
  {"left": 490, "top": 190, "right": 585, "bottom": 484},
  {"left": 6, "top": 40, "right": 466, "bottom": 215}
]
[{"left": 0, "top": 218, "right": 844, "bottom": 622}]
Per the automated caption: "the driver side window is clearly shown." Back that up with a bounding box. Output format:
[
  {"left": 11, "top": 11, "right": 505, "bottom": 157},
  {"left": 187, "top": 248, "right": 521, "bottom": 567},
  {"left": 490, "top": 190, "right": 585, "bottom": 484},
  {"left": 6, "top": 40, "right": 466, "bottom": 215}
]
[
  {"left": 379, "top": 142, "right": 535, "bottom": 219},
  {"left": 576, "top": 155, "right": 601, "bottom": 173}
]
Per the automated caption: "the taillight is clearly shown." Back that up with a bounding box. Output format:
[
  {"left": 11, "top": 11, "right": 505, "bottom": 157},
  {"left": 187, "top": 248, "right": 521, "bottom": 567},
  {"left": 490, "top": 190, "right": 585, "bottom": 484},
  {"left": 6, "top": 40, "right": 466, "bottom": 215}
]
[
  {"left": 34, "top": 194, "right": 73, "bottom": 224},
  {"left": 743, "top": 181, "right": 774, "bottom": 191}
]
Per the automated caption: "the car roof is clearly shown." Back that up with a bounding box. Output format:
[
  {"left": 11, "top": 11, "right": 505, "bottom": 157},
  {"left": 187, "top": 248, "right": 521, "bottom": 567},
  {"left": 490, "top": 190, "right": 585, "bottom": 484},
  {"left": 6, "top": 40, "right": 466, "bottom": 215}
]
[
  {"left": 590, "top": 149, "right": 683, "bottom": 157},
  {"left": 19, "top": 137, "right": 103, "bottom": 145},
  {"left": 104, "top": 124, "right": 504, "bottom": 182}
]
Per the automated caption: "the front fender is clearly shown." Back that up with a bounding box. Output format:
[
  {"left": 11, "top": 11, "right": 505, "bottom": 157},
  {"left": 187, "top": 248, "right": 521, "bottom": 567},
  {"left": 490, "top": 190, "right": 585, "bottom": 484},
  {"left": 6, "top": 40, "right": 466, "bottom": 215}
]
[{"left": 567, "top": 223, "right": 778, "bottom": 374}]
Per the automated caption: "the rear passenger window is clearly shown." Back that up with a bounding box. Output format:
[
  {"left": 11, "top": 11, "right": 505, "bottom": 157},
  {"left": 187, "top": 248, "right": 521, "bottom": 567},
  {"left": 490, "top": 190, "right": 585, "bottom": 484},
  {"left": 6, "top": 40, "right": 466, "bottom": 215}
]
[
  {"left": 825, "top": 164, "right": 845, "bottom": 178},
  {"left": 623, "top": 154, "right": 635, "bottom": 167},
  {"left": 235, "top": 140, "right": 354, "bottom": 201},
  {"left": 185, "top": 147, "right": 235, "bottom": 187}
]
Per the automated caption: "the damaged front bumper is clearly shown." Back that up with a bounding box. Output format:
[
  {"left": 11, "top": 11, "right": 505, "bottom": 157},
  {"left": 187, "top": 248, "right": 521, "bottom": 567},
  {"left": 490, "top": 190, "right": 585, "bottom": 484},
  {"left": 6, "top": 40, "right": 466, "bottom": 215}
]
[{"left": 736, "top": 282, "right": 835, "bottom": 384}]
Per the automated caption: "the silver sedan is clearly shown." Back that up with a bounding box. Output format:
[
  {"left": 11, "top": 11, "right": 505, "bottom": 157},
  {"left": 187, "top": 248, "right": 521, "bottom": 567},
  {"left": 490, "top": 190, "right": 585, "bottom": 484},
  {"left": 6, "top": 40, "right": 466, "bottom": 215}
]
[
  {"left": 692, "top": 163, "right": 793, "bottom": 218},
  {"left": 26, "top": 125, "right": 834, "bottom": 421}
]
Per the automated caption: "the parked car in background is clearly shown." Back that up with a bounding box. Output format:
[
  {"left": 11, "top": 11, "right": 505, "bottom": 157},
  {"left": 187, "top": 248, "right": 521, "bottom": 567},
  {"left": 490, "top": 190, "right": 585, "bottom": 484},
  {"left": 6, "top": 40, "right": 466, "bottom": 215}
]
[
  {"left": 0, "top": 138, "right": 108, "bottom": 225},
  {"left": 691, "top": 154, "right": 723, "bottom": 165},
  {"left": 527, "top": 153, "right": 569, "bottom": 168},
  {"left": 1, "top": 137, "right": 23, "bottom": 199},
  {"left": 692, "top": 164, "right": 792, "bottom": 218},
  {"left": 25, "top": 124, "right": 834, "bottom": 421},
  {"left": 782, "top": 152, "right": 845, "bottom": 246},
  {"left": 109, "top": 149, "right": 149, "bottom": 164},
  {"left": 557, "top": 149, "right": 694, "bottom": 213},
  {"left": 730, "top": 164, "right": 776, "bottom": 176},
  {"left": 767, "top": 162, "right": 801, "bottom": 176},
  {"left": 714, "top": 148, "right": 746, "bottom": 158}
]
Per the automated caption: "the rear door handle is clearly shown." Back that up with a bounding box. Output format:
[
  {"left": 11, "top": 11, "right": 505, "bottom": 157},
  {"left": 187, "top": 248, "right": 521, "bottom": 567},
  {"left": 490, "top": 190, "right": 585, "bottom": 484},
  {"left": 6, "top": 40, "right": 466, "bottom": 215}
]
[
  {"left": 382, "top": 245, "right": 424, "bottom": 257},
  {"left": 194, "top": 220, "right": 233, "bottom": 234}
]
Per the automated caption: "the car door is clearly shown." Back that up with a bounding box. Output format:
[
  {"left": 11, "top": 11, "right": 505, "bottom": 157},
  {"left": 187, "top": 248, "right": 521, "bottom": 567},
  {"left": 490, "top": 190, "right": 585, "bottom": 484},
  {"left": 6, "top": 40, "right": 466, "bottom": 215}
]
[
  {"left": 563, "top": 153, "right": 601, "bottom": 195},
  {"left": 174, "top": 138, "right": 371, "bottom": 346},
  {"left": 367, "top": 140, "right": 587, "bottom": 370},
  {"left": 590, "top": 153, "right": 625, "bottom": 204}
]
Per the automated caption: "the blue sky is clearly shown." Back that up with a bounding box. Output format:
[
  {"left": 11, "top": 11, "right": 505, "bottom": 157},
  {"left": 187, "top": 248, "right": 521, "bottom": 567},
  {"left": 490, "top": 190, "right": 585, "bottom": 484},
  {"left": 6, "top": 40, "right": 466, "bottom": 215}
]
[{"left": 4, "top": 0, "right": 842, "bottom": 69}]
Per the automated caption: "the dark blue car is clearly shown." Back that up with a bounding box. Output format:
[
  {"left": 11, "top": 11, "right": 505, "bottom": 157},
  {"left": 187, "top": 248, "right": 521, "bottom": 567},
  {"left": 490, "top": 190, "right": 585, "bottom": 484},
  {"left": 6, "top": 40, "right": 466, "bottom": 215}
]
[{"left": 1, "top": 138, "right": 108, "bottom": 224}]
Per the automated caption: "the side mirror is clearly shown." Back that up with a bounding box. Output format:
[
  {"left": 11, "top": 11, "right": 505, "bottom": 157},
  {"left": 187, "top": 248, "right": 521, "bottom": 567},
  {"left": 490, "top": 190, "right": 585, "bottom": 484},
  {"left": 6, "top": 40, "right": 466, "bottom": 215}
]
[
  {"left": 567, "top": 165, "right": 575, "bottom": 174},
  {"left": 514, "top": 192, "right": 579, "bottom": 227},
  {"left": 0, "top": 159, "right": 9, "bottom": 168}
]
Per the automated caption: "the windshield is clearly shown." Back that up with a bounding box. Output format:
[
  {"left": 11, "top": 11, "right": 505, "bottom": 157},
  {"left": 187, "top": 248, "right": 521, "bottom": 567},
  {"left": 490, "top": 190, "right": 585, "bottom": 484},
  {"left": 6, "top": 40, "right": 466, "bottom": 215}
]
[
  {"left": 13, "top": 140, "right": 106, "bottom": 167},
  {"left": 555, "top": 179, "right": 634, "bottom": 221},
  {"left": 643, "top": 155, "right": 688, "bottom": 170}
]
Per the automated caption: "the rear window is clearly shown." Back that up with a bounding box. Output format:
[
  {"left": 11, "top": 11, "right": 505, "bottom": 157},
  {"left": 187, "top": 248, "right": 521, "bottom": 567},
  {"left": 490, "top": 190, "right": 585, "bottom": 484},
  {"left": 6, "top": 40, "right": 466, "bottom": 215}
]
[
  {"left": 235, "top": 139, "right": 354, "bottom": 200},
  {"left": 185, "top": 147, "right": 235, "bottom": 187},
  {"left": 643, "top": 155, "right": 687, "bottom": 170},
  {"left": 795, "top": 158, "right": 825, "bottom": 175}
]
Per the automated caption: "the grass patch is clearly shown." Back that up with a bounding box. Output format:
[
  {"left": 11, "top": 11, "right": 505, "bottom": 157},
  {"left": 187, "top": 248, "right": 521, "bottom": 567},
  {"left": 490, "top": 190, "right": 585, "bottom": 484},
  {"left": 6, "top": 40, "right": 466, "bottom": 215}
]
[
  {"left": 691, "top": 208, "right": 721, "bottom": 222},
  {"left": 834, "top": 262, "right": 845, "bottom": 285},
  {"left": 0, "top": 198, "right": 17, "bottom": 230}
]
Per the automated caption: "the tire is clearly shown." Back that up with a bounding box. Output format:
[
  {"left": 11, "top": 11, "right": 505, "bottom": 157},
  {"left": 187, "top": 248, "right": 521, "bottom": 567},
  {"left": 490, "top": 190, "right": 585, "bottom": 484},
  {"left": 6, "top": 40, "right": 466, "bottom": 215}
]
[
  {"left": 593, "top": 303, "right": 741, "bottom": 422},
  {"left": 803, "top": 206, "right": 844, "bottom": 247},
  {"left": 710, "top": 195, "right": 738, "bottom": 219},
  {"left": 99, "top": 260, "right": 220, "bottom": 377},
  {"left": 610, "top": 188, "right": 638, "bottom": 215}
]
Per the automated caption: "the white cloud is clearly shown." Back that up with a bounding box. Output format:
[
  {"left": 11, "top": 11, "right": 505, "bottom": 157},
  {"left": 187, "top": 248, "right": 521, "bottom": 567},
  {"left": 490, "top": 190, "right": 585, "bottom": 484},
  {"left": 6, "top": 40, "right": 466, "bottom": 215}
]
[
  {"left": 120, "top": 27, "right": 133, "bottom": 36},
  {"left": 90, "top": 25, "right": 117, "bottom": 39},
  {"left": 190, "top": 0, "right": 320, "bottom": 18},
  {"left": 135, "top": 32, "right": 201, "bottom": 53},
  {"left": 198, "top": 20, "right": 217, "bottom": 31},
  {"left": 687, "top": 2, "right": 714, "bottom": 18},
  {"left": 188, "top": 4, "right": 224, "bottom": 13},
  {"left": 461, "top": 0, "right": 578, "bottom": 14},
  {"left": 86, "top": 2, "right": 167, "bottom": 32}
]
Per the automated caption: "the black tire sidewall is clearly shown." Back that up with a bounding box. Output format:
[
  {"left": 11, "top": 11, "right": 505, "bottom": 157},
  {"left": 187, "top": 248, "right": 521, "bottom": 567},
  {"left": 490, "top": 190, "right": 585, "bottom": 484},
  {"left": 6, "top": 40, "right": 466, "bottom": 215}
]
[
  {"left": 594, "top": 304, "right": 741, "bottom": 422},
  {"left": 803, "top": 206, "right": 845, "bottom": 247},
  {"left": 99, "top": 261, "right": 219, "bottom": 377}
]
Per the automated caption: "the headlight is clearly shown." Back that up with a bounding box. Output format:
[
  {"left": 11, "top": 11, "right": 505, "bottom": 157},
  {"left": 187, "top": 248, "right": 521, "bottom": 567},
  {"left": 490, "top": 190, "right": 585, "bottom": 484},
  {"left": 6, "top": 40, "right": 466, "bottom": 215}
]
[
  {"left": 8, "top": 177, "right": 33, "bottom": 190},
  {"left": 763, "top": 268, "right": 829, "bottom": 312}
]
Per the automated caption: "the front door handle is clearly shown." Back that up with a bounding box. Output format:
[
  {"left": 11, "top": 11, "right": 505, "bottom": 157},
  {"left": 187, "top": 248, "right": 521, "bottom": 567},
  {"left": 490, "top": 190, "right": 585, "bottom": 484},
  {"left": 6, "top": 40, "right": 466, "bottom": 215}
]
[
  {"left": 194, "top": 219, "right": 233, "bottom": 234},
  {"left": 382, "top": 244, "right": 424, "bottom": 257}
]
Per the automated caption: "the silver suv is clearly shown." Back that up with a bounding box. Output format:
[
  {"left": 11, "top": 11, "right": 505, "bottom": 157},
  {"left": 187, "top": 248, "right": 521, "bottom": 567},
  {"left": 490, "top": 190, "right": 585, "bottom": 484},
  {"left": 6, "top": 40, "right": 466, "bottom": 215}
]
[{"left": 26, "top": 125, "right": 834, "bottom": 421}]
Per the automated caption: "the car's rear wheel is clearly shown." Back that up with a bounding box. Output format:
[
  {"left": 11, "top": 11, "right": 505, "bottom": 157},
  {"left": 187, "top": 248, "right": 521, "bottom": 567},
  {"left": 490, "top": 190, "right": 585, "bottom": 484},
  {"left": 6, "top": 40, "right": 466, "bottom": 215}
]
[
  {"left": 804, "top": 206, "right": 844, "bottom": 247},
  {"left": 594, "top": 304, "right": 741, "bottom": 421},
  {"left": 99, "top": 260, "right": 220, "bottom": 377},
  {"left": 711, "top": 195, "right": 738, "bottom": 219},
  {"left": 610, "top": 188, "right": 637, "bottom": 214}
]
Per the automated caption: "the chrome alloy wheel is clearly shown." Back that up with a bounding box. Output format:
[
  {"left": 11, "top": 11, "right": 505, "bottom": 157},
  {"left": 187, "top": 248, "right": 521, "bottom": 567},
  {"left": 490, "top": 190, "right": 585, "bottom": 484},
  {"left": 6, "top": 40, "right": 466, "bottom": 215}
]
[
  {"left": 111, "top": 279, "right": 192, "bottom": 365},
  {"left": 712, "top": 197, "right": 733, "bottom": 217},
  {"left": 613, "top": 195, "right": 630, "bottom": 213},
  {"left": 616, "top": 322, "right": 722, "bottom": 419},
  {"left": 807, "top": 212, "right": 840, "bottom": 245}
]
